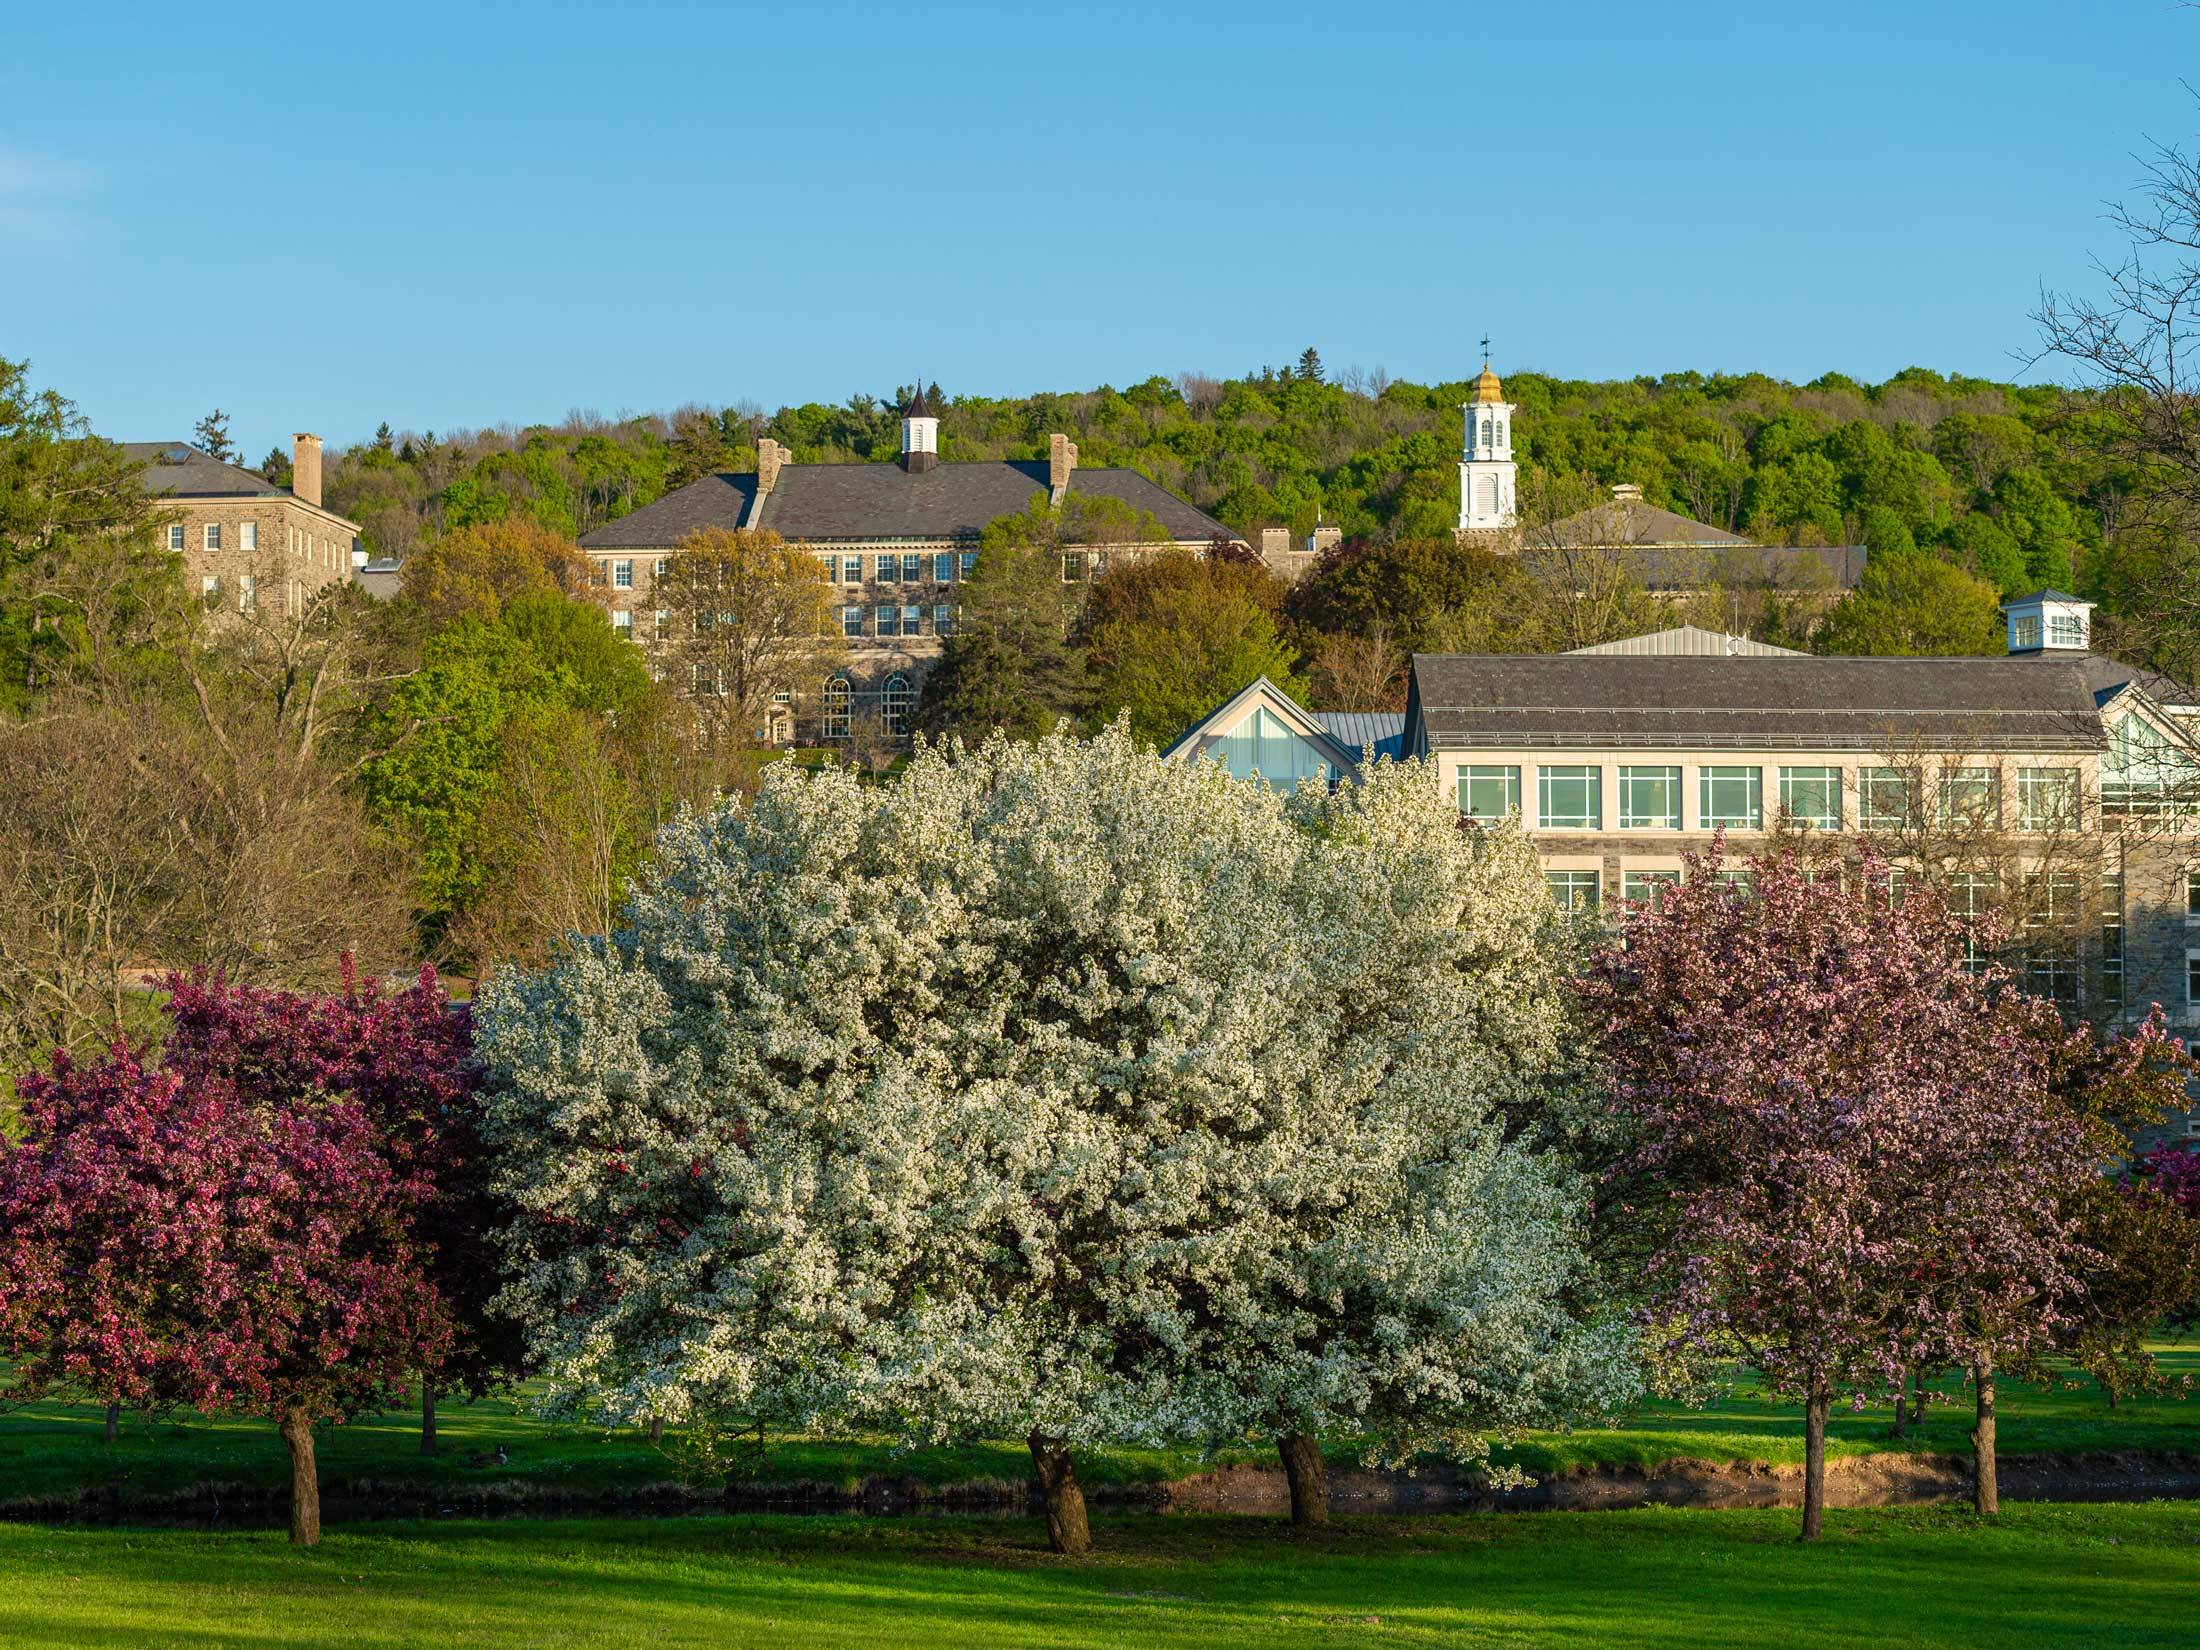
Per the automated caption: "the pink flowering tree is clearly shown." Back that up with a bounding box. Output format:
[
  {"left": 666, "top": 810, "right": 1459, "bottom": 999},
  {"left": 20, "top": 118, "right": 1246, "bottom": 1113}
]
[
  {"left": 158, "top": 965, "right": 524, "bottom": 1451},
  {"left": 0, "top": 1046, "right": 448, "bottom": 1545},
  {"left": 1582, "top": 843, "right": 2092, "bottom": 1538}
]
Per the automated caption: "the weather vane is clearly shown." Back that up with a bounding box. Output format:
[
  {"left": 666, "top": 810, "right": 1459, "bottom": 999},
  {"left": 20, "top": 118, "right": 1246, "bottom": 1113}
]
[{"left": 1479, "top": 334, "right": 1491, "bottom": 364}]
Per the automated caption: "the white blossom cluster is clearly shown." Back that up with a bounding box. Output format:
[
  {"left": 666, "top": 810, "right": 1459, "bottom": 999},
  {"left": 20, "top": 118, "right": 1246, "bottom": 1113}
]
[{"left": 473, "top": 724, "right": 1636, "bottom": 1460}]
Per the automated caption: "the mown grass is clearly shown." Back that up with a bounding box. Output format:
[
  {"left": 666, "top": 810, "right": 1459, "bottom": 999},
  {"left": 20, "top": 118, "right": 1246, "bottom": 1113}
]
[
  {"left": 2, "top": 1346, "right": 2191, "bottom": 1513},
  {"left": 0, "top": 1503, "right": 2195, "bottom": 1648}
]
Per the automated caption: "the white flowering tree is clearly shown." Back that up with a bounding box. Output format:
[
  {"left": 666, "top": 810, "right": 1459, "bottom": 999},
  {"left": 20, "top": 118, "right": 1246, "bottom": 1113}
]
[{"left": 475, "top": 725, "right": 1627, "bottom": 1552}]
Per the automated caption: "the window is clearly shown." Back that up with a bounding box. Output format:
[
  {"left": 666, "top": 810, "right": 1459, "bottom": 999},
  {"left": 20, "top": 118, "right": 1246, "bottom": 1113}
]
[
  {"left": 901, "top": 604, "right": 922, "bottom": 636},
  {"left": 1711, "top": 869, "right": 1757, "bottom": 894},
  {"left": 959, "top": 552, "right": 978, "bottom": 579},
  {"left": 1063, "top": 551, "right": 1087, "bottom": 582},
  {"left": 1546, "top": 871, "right": 1600, "bottom": 912},
  {"left": 874, "top": 555, "right": 897, "bottom": 585},
  {"left": 1458, "top": 765, "right": 1521, "bottom": 821},
  {"left": 286, "top": 579, "right": 302, "bottom": 617},
  {"left": 613, "top": 559, "right": 634, "bottom": 590},
  {"left": 611, "top": 609, "right": 633, "bottom": 634},
  {"left": 654, "top": 608, "right": 670, "bottom": 633},
  {"left": 876, "top": 605, "right": 898, "bottom": 638},
  {"left": 2188, "top": 949, "right": 2200, "bottom": 1017},
  {"left": 2187, "top": 870, "right": 2200, "bottom": 921},
  {"left": 1948, "top": 871, "right": 1996, "bottom": 973},
  {"left": 1699, "top": 765, "right": 1762, "bottom": 830},
  {"left": 1538, "top": 765, "right": 1602, "bottom": 830},
  {"left": 2049, "top": 614, "right": 2087, "bottom": 647},
  {"left": 200, "top": 574, "right": 221, "bottom": 605},
  {"left": 822, "top": 677, "right": 852, "bottom": 740},
  {"left": 901, "top": 553, "right": 922, "bottom": 583},
  {"left": 1861, "top": 768, "right": 1920, "bottom": 830},
  {"left": 882, "top": 672, "right": 913, "bottom": 735},
  {"left": 167, "top": 524, "right": 186, "bottom": 551},
  {"left": 934, "top": 604, "right": 954, "bottom": 637},
  {"left": 841, "top": 556, "right": 862, "bottom": 584},
  {"left": 1089, "top": 551, "right": 1109, "bottom": 578},
  {"left": 1778, "top": 766, "right": 1841, "bottom": 830},
  {"left": 934, "top": 552, "right": 955, "bottom": 583},
  {"left": 2102, "top": 872, "right": 2124, "bottom": 992},
  {"left": 1938, "top": 767, "right": 2000, "bottom": 828},
  {"left": 203, "top": 523, "right": 221, "bottom": 551},
  {"left": 238, "top": 575, "right": 257, "bottom": 612},
  {"left": 2103, "top": 711, "right": 2198, "bottom": 816},
  {"left": 2018, "top": 768, "right": 2080, "bottom": 831},
  {"left": 2028, "top": 955, "right": 2080, "bottom": 1006},
  {"left": 1618, "top": 766, "right": 1681, "bottom": 830},
  {"left": 1211, "top": 706, "right": 1334, "bottom": 785},
  {"left": 842, "top": 606, "right": 863, "bottom": 638},
  {"left": 1622, "top": 870, "right": 1679, "bottom": 906},
  {"left": 240, "top": 522, "right": 257, "bottom": 552},
  {"left": 2013, "top": 615, "right": 2043, "bottom": 650}
]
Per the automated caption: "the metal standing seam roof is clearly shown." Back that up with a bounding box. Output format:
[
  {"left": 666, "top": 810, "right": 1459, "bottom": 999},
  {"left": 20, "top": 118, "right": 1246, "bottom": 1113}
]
[
  {"left": 1315, "top": 710, "right": 1407, "bottom": 759},
  {"left": 580, "top": 461, "right": 1234, "bottom": 549},
  {"left": 1409, "top": 654, "right": 2109, "bottom": 752}
]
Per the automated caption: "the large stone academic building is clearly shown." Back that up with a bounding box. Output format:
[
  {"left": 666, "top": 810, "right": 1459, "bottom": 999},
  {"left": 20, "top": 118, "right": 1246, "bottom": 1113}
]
[
  {"left": 578, "top": 392, "right": 1235, "bottom": 739},
  {"left": 129, "top": 435, "right": 361, "bottom": 618}
]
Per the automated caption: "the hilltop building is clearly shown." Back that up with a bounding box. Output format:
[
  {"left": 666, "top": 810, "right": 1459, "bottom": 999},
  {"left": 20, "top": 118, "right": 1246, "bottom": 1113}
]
[
  {"left": 579, "top": 391, "right": 1236, "bottom": 738},
  {"left": 129, "top": 435, "right": 360, "bottom": 618}
]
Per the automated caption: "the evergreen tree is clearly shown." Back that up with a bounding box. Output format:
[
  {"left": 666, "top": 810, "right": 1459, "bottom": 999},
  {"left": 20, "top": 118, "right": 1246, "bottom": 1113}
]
[{"left": 192, "top": 408, "right": 237, "bottom": 464}]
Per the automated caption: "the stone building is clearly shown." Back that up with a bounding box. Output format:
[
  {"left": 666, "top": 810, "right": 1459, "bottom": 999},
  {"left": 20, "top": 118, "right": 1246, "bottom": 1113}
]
[
  {"left": 578, "top": 391, "right": 1236, "bottom": 739},
  {"left": 127, "top": 435, "right": 361, "bottom": 619}
]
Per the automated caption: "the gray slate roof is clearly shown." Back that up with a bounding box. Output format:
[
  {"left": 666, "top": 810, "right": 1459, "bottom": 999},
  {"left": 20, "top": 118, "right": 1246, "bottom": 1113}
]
[
  {"left": 2054, "top": 652, "right": 2200, "bottom": 712},
  {"left": 1408, "top": 654, "right": 2108, "bottom": 752},
  {"left": 1568, "top": 625, "right": 1804, "bottom": 658},
  {"left": 1522, "top": 543, "right": 1868, "bottom": 592},
  {"left": 124, "top": 442, "right": 287, "bottom": 498},
  {"left": 581, "top": 461, "right": 1232, "bottom": 549},
  {"left": 1543, "top": 498, "right": 1749, "bottom": 549}
]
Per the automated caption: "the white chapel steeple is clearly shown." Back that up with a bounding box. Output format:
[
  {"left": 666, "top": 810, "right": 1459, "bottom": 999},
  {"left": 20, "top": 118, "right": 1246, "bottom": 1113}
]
[{"left": 1457, "top": 353, "right": 1517, "bottom": 535}]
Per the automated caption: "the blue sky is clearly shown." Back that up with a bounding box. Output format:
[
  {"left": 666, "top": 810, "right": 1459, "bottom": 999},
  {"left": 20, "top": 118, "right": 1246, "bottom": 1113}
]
[{"left": 2, "top": 1, "right": 2193, "bottom": 459}]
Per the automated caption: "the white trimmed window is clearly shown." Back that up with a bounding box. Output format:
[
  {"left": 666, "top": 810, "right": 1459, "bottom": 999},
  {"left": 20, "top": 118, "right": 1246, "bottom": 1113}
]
[
  {"left": 1546, "top": 870, "right": 1600, "bottom": 912},
  {"left": 933, "top": 552, "right": 955, "bottom": 583},
  {"left": 611, "top": 609, "right": 633, "bottom": 634},
  {"left": 1779, "top": 766, "right": 1841, "bottom": 830},
  {"left": 2050, "top": 614, "right": 2087, "bottom": 647},
  {"left": 238, "top": 575, "right": 257, "bottom": 612},
  {"left": 841, "top": 556, "right": 861, "bottom": 583},
  {"left": 2186, "top": 947, "right": 2200, "bottom": 1019},
  {"left": 901, "top": 604, "right": 921, "bottom": 636},
  {"left": 1699, "top": 766, "right": 1762, "bottom": 830},
  {"left": 2186, "top": 869, "right": 2200, "bottom": 921},
  {"left": 203, "top": 523, "right": 222, "bottom": 551},
  {"left": 822, "top": 676, "right": 852, "bottom": 740},
  {"left": 167, "top": 524, "right": 186, "bottom": 551},
  {"left": 201, "top": 575, "right": 221, "bottom": 603},
  {"left": 842, "top": 606, "right": 863, "bottom": 638},
  {"left": 900, "top": 553, "right": 922, "bottom": 583},
  {"left": 959, "top": 552, "right": 978, "bottom": 579},
  {"left": 1618, "top": 766, "right": 1681, "bottom": 830},
  {"left": 240, "top": 521, "right": 257, "bottom": 552},
  {"left": 1861, "top": 768, "right": 1919, "bottom": 830},
  {"left": 2013, "top": 615, "right": 2043, "bottom": 649},
  {"left": 2018, "top": 768, "right": 2080, "bottom": 831},
  {"left": 876, "top": 605, "right": 898, "bottom": 637},
  {"left": 875, "top": 555, "right": 897, "bottom": 585},
  {"left": 934, "top": 604, "right": 954, "bottom": 636},
  {"left": 1539, "top": 765, "right": 1602, "bottom": 830},
  {"left": 1622, "top": 869, "right": 1679, "bottom": 906},
  {"left": 1459, "top": 765, "right": 1521, "bottom": 821},
  {"left": 1938, "top": 767, "right": 2000, "bottom": 828},
  {"left": 613, "top": 560, "right": 634, "bottom": 590},
  {"left": 883, "top": 672, "right": 913, "bottom": 735}
]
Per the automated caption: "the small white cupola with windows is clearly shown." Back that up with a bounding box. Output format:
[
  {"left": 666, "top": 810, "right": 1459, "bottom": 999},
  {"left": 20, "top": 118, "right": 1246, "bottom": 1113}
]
[
  {"left": 2002, "top": 589, "right": 2093, "bottom": 655},
  {"left": 1456, "top": 350, "right": 1517, "bottom": 534},
  {"left": 898, "top": 384, "right": 939, "bottom": 473}
]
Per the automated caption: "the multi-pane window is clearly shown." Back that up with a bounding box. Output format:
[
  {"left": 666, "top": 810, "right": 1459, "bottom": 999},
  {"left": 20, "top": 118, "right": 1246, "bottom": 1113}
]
[
  {"left": 899, "top": 553, "right": 921, "bottom": 583},
  {"left": 842, "top": 606, "right": 863, "bottom": 638},
  {"left": 203, "top": 523, "right": 221, "bottom": 551},
  {"left": 238, "top": 575, "right": 257, "bottom": 612},
  {"left": 240, "top": 522, "right": 257, "bottom": 552},
  {"left": 611, "top": 609, "right": 632, "bottom": 633},
  {"left": 1063, "top": 551, "right": 1087, "bottom": 583},
  {"left": 2186, "top": 869, "right": 2200, "bottom": 919},
  {"left": 167, "top": 524, "right": 186, "bottom": 551},
  {"left": 1458, "top": 764, "right": 1521, "bottom": 821},
  {"left": 1538, "top": 765, "right": 1601, "bottom": 830},
  {"left": 200, "top": 575, "right": 221, "bottom": 604},
  {"left": 1546, "top": 871, "right": 1600, "bottom": 913},
  {"left": 1778, "top": 766, "right": 1841, "bottom": 830},
  {"left": 901, "top": 604, "right": 922, "bottom": 636},
  {"left": 1618, "top": 766, "right": 1681, "bottom": 830},
  {"left": 2028, "top": 955, "right": 2080, "bottom": 1006},
  {"left": 613, "top": 559, "right": 634, "bottom": 590},
  {"left": 882, "top": 672, "right": 913, "bottom": 735},
  {"left": 2013, "top": 615, "right": 2043, "bottom": 650},
  {"left": 842, "top": 556, "right": 862, "bottom": 584},
  {"left": 1939, "top": 767, "right": 2000, "bottom": 828},
  {"left": 1712, "top": 869, "right": 1756, "bottom": 892},
  {"left": 1948, "top": 871, "right": 1996, "bottom": 973},
  {"left": 2189, "top": 949, "right": 2200, "bottom": 1016},
  {"left": 934, "top": 552, "right": 955, "bottom": 583},
  {"left": 2018, "top": 768, "right": 2080, "bottom": 831},
  {"left": 1699, "top": 766, "right": 1762, "bottom": 830},
  {"left": 933, "top": 604, "right": 954, "bottom": 637},
  {"left": 2102, "top": 871, "right": 2125, "bottom": 994},
  {"left": 875, "top": 605, "right": 899, "bottom": 637},
  {"left": 1860, "top": 768, "right": 1920, "bottom": 830},
  {"left": 875, "top": 555, "right": 897, "bottom": 585},
  {"left": 2050, "top": 614, "right": 2087, "bottom": 647},
  {"left": 1622, "top": 870, "right": 1679, "bottom": 906},
  {"left": 822, "top": 676, "right": 852, "bottom": 740},
  {"left": 959, "top": 552, "right": 978, "bottom": 579}
]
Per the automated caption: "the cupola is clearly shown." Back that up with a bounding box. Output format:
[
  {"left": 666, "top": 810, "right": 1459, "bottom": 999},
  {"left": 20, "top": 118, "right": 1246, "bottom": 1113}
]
[
  {"left": 899, "top": 385, "right": 939, "bottom": 473},
  {"left": 2002, "top": 589, "right": 2093, "bottom": 655}
]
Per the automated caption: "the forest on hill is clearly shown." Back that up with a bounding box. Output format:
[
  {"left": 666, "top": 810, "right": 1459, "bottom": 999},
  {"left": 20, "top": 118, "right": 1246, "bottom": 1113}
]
[{"left": 314, "top": 359, "right": 2126, "bottom": 610}]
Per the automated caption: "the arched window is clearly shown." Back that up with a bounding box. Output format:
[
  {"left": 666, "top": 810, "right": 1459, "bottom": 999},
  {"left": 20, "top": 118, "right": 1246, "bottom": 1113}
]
[
  {"left": 822, "top": 675, "right": 853, "bottom": 741},
  {"left": 1481, "top": 418, "right": 1493, "bottom": 448},
  {"left": 1494, "top": 419, "right": 1505, "bottom": 448},
  {"left": 1478, "top": 474, "right": 1499, "bottom": 517},
  {"left": 882, "top": 672, "right": 913, "bottom": 736}
]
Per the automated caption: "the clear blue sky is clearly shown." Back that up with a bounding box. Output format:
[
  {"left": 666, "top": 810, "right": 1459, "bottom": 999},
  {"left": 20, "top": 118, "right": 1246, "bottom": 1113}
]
[{"left": 3, "top": 1, "right": 2192, "bottom": 460}]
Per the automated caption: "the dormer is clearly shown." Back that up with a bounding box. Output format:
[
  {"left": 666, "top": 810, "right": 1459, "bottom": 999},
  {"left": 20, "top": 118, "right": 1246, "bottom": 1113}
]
[{"left": 2002, "top": 589, "right": 2093, "bottom": 655}]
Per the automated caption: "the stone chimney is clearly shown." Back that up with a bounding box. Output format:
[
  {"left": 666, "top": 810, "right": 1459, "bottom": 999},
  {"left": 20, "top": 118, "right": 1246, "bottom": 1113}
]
[
  {"left": 292, "top": 433, "right": 323, "bottom": 508},
  {"left": 1260, "top": 527, "right": 1291, "bottom": 558},
  {"left": 1047, "top": 433, "right": 1078, "bottom": 505},
  {"left": 1612, "top": 482, "right": 1644, "bottom": 504},
  {"left": 757, "top": 437, "right": 787, "bottom": 497},
  {"left": 1308, "top": 525, "right": 1343, "bottom": 555}
]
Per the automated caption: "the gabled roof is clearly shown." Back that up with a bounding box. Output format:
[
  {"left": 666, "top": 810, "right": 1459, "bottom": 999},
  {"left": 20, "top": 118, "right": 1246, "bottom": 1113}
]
[
  {"left": 1540, "top": 497, "right": 1749, "bottom": 549},
  {"left": 581, "top": 460, "right": 1234, "bottom": 549},
  {"left": 2004, "top": 588, "right": 2088, "bottom": 606},
  {"left": 124, "top": 442, "right": 287, "bottom": 498},
  {"left": 1408, "top": 653, "right": 2108, "bottom": 753},
  {"left": 1568, "top": 625, "right": 1804, "bottom": 658},
  {"left": 1160, "top": 676, "right": 1371, "bottom": 776}
]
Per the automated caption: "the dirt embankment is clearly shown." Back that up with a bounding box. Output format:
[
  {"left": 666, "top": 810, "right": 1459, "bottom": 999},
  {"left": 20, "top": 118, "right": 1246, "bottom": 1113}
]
[{"left": 10, "top": 1451, "right": 2199, "bottom": 1527}]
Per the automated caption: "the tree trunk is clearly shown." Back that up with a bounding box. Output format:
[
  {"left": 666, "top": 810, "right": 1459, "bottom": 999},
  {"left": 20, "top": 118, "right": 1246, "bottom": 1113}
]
[
  {"left": 279, "top": 1409, "right": 322, "bottom": 1547},
  {"left": 420, "top": 1381, "right": 437, "bottom": 1456},
  {"left": 103, "top": 1402, "right": 120, "bottom": 1445},
  {"left": 1027, "top": 1432, "right": 1091, "bottom": 1555},
  {"left": 649, "top": 1415, "right": 665, "bottom": 1444},
  {"left": 1972, "top": 1359, "right": 1999, "bottom": 1516},
  {"left": 1909, "top": 1369, "right": 1928, "bottom": 1430},
  {"left": 1799, "top": 1387, "right": 1830, "bottom": 1543},
  {"left": 1887, "top": 1370, "right": 1909, "bottom": 1439},
  {"left": 1277, "top": 1432, "right": 1329, "bottom": 1527}
]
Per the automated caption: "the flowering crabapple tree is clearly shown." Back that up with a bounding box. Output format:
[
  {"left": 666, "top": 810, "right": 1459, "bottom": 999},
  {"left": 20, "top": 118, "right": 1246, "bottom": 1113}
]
[
  {"left": 159, "top": 965, "right": 521, "bottom": 1452},
  {"left": 476, "top": 725, "right": 1620, "bottom": 1553},
  {"left": 0, "top": 1046, "right": 447, "bottom": 1545},
  {"left": 1581, "top": 842, "right": 2092, "bottom": 1540}
]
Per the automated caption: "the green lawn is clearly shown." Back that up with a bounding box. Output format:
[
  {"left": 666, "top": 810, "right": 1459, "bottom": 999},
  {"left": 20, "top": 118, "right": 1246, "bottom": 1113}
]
[
  {"left": 3, "top": 1347, "right": 2193, "bottom": 1513},
  {"left": 0, "top": 1504, "right": 2194, "bottom": 1648}
]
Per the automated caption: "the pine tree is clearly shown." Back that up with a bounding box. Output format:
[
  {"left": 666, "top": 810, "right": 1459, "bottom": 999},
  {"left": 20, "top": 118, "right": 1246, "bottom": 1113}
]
[{"left": 193, "top": 408, "right": 237, "bottom": 464}]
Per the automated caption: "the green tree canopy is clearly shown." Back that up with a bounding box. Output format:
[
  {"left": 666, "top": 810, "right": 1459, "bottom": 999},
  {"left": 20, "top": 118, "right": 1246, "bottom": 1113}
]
[{"left": 1811, "top": 547, "right": 2005, "bottom": 657}]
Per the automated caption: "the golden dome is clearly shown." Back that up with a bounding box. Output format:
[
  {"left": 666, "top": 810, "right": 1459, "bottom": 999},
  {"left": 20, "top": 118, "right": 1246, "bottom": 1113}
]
[{"left": 1471, "top": 363, "right": 1505, "bottom": 404}]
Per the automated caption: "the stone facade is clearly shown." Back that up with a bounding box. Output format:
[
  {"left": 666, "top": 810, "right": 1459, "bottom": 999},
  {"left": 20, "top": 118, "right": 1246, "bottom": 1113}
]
[{"left": 133, "top": 435, "right": 360, "bottom": 622}]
